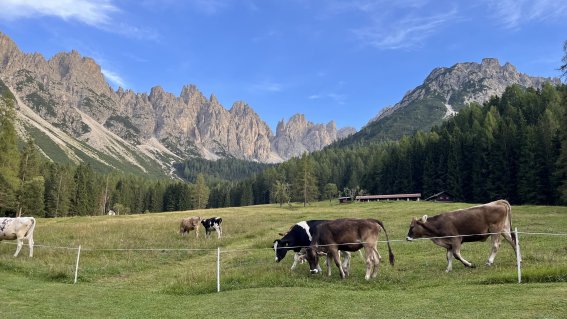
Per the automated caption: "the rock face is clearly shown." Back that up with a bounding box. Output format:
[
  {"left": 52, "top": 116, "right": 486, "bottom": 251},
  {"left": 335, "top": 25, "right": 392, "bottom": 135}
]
[
  {"left": 0, "top": 32, "right": 354, "bottom": 172},
  {"left": 343, "top": 58, "right": 561, "bottom": 145},
  {"left": 271, "top": 114, "right": 355, "bottom": 159}
]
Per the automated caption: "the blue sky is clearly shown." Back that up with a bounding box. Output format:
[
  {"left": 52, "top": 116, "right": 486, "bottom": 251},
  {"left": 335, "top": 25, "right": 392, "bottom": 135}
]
[{"left": 0, "top": 0, "right": 566, "bottom": 131}]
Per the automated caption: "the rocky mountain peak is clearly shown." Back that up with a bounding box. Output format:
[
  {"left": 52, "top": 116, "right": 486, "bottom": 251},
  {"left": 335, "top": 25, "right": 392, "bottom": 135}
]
[
  {"left": 0, "top": 32, "right": 357, "bottom": 169},
  {"left": 356, "top": 58, "right": 561, "bottom": 145},
  {"left": 271, "top": 113, "right": 356, "bottom": 159}
]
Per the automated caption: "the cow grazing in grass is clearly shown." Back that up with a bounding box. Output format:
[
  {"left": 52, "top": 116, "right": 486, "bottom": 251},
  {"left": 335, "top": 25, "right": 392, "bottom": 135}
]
[
  {"left": 201, "top": 217, "right": 222, "bottom": 239},
  {"left": 180, "top": 216, "right": 202, "bottom": 238},
  {"left": 0, "top": 217, "right": 36, "bottom": 257},
  {"left": 306, "top": 218, "right": 394, "bottom": 280},
  {"left": 273, "top": 220, "right": 351, "bottom": 272},
  {"left": 405, "top": 199, "right": 517, "bottom": 272}
]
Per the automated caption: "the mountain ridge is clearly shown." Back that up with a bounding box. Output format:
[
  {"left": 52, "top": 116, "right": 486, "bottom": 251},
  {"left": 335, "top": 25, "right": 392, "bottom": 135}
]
[
  {"left": 339, "top": 57, "right": 561, "bottom": 146},
  {"left": 0, "top": 32, "right": 355, "bottom": 177}
]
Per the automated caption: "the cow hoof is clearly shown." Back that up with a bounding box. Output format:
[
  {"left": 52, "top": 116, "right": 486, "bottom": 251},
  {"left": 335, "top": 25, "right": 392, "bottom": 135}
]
[
  {"left": 485, "top": 261, "right": 493, "bottom": 267},
  {"left": 468, "top": 264, "right": 476, "bottom": 268}
]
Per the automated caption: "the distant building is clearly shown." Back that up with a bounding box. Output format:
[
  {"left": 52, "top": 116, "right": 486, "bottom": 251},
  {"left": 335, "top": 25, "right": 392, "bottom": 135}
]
[
  {"left": 355, "top": 193, "right": 421, "bottom": 202},
  {"left": 425, "top": 191, "right": 454, "bottom": 202},
  {"left": 338, "top": 196, "right": 353, "bottom": 204}
]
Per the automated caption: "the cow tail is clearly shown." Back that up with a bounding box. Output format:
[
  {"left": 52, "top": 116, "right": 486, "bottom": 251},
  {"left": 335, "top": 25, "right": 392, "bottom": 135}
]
[
  {"left": 505, "top": 200, "right": 516, "bottom": 245},
  {"left": 376, "top": 220, "right": 395, "bottom": 266},
  {"left": 24, "top": 217, "right": 36, "bottom": 239}
]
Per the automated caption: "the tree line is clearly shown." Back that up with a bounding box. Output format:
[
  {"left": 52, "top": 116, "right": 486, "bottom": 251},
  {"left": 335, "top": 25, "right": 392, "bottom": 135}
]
[
  {"left": 1, "top": 77, "right": 567, "bottom": 217},
  {"left": 209, "top": 83, "right": 567, "bottom": 207}
]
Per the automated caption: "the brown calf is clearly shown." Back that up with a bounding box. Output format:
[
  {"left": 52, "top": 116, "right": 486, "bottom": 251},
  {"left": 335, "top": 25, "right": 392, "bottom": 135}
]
[
  {"left": 306, "top": 218, "right": 394, "bottom": 280},
  {"left": 180, "top": 216, "right": 202, "bottom": 238}
]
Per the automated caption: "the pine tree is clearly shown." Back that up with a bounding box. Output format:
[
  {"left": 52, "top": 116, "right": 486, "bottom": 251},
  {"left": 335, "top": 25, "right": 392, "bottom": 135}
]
[
  {"left": 17, "top": 138, "right": 42, "bottom": 216},
  {"left": 0, "top": 91, "right": 20, "bottom": 214},
  {"left": 293, "top": 154, "right": 319, "bottom": 207},
  {"left": 192, "top": 174, "right": 210, "bottom": 209}
]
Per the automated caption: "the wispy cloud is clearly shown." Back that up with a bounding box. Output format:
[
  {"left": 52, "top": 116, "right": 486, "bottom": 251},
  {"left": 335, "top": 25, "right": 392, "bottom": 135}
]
[
  {"left": 318, "top": 0, "right": 459, "bottom": 50},
  {"left": 483, "top": 0, "right": 567, "bottom": 29},
  {"left": 0, "top": 0, "right": 118, "bottom": 26},
  {"left": 0, "top": 0, "right": 158, "bottom": 40},
  {"left": 249, "top": 80, "right": 283, "bottom": 93},
  {"left": 309, "top": 93, "right": 346, "bottom": 104},
  {"left": 352, "top": 8, "right": 458, "bottom": 50},
  {"left": 102, "top": 68, "right": 127, "bottom": 88}
]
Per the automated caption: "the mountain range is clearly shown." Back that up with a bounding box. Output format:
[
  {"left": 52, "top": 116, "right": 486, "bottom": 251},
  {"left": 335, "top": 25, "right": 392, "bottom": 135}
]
[
  {"left": 0, "top": 32, "right": 561, "bottom": 178},
  {"left": 0, "top": 32, "right": 355, "bottom": 177}
]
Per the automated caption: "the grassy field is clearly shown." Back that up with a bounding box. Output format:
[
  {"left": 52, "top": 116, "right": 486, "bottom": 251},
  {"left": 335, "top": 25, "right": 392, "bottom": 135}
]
[{"left": 1, "top": 201, "right": 566, "bottom": 318}]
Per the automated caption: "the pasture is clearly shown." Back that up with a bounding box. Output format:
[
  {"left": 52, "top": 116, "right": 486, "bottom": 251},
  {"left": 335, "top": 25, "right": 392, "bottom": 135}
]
[{"left": 1, "top": 201, "right": 566, "bottom": 318}]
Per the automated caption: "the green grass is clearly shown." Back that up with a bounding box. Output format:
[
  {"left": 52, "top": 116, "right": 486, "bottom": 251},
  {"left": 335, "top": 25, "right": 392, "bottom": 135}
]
[{"left": 1, "top": 201, "right": 566, "bottom": 318}]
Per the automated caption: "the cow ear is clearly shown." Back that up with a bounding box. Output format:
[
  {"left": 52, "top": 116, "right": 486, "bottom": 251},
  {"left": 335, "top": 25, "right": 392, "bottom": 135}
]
[{"left": 420, "top": 215, "right": 428, "bottom": 223}]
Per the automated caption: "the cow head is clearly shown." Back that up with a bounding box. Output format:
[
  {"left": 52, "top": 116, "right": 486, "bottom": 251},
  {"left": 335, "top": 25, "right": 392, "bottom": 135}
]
[
  {"left": 406, "top": 215, "right": 428, "bottom": 241},
  {"left": 305, "top": 246, "right": 321, "bottom": 274},
  {"left": 273, "top": 239, "right": 290, "bottom": 262}
]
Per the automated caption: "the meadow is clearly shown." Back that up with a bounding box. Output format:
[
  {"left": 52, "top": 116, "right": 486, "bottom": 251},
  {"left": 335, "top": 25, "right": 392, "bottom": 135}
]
[{"left": 1, "top": 201, "right": 566, "bottom": 318}]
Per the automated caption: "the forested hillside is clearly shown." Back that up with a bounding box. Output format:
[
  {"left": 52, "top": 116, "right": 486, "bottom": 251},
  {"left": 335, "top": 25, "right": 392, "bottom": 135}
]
[
  {"left": 1, "top": 81, "right": 566, "bottom": 217},
  {"left": 232, "top": 83, "right": 567, "bottom": 206}
]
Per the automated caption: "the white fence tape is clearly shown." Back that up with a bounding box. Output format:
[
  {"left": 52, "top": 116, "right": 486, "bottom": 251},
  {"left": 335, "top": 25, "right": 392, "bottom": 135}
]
[{"left": 2, "top": 230, "right": 566, "bottom": 288}]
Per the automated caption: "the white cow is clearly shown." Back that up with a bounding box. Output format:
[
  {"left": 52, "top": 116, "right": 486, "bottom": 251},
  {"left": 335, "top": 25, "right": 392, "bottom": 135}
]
[{"left": 0, "top": 217, "right": 36, "bottom": 257}]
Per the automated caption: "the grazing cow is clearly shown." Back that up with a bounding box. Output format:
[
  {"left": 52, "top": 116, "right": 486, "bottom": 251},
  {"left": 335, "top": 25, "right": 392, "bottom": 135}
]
[
  {"left": 306, "top": 218, "right": 394, "bottom": 280},
  {"left": 273, "top": 220, "right": 351, "bottom": 272},
  {"left": 201, "top": 217, "right": 223, "bottom": 239},
  {"left": 180, "top": 216, "right": 202, "bottom": 238},
  {"left": 0, "top": 217, "right": 36, "bottom": 257},
  {"left": 405, "top": 199, "right": 517, "bottom": 272}
]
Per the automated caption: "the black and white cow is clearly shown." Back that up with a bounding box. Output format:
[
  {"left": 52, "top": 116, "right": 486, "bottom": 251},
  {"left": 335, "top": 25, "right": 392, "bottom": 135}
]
[
  {"left": 201, "top": 217, "right": 223, "bottom": 239},
  {"left": 273, "top": 220, "right": 351, "bottom": 272}
]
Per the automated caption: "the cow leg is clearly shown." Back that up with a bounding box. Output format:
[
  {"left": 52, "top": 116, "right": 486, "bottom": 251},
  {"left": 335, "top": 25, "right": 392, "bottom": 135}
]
[
  {"left": 363, "top": 246, "right": 376, "bottom": 280},
  {"left": 328, "top": 249, "right": 345, "bottom": 278},
  {"left": 502, "top": 230, "right": 520, "bottom": 262},
  {"left": 217, "top": 225, "right": 223, "bottom": 238},
  {"left": 452, "top": 242, "right": 475, "bottom": 269},
  {"left": 214, "top": 225, "right": 222, "bottom": 239},
  {"left": 14, "top": 238, "right": 23, "bottom": 257},
  {"left": 28, "top": 236, "right": 34, "bottom": 257},
  {"left": 326, "top": 255, "right": 333, "bottom": 276},
  {"left": 371, "top": 247, "right": 381, "bottom": 278},
  {"left": 341, "top": 251, "right": 351, "bottom": 276},
  {"left": 445, "top": 249, "right": 454, "bottom": 272},
  {"left": 486, "top": 233, "right": 501, "bottom": 266},
  {"left": 291, "top": 252, "right": 301, "bottom": 270}
]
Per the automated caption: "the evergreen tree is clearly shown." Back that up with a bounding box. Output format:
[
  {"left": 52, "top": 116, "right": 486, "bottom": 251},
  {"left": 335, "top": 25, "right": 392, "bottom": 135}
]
[
  {"left": 240, "top": 182, "right": 254, "bottom": 206},
  {"left": 20, "top": 176, "right": 44, "bottom": 217},
  {"left": 293, "top": 154, "right": 319, "bottom": 207},
  {"left": 323, "top": 183, "right": 339, "bottom": 204},
  {"left": 0, "top": 92, "right": 20, "bottom": 214},
  {"left": 272, "top": 180, "right": 290, "bottom": 207},
  {"left": 17, "top": 138, "right": 42, "bottom": 216},
  {"left": 72, "top": 163, "right": 96, "bottom": 215},
  {"left": 192, "top": 174, "right": 210, "bottom": 209},
  {"left": 44, "top": 163, "right": 72, "bottom": 217}
]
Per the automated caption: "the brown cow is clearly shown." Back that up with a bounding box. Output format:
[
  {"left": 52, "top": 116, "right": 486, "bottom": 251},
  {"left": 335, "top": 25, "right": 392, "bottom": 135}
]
[
  {"left": 179, "top": 216, "right": 202, "bottom": 238},
  {"left": 405, "top": 199, "right": 518, "bottom": 272},
  {"left": 305, "top": 218, "right": 394, "bottom": 280}
]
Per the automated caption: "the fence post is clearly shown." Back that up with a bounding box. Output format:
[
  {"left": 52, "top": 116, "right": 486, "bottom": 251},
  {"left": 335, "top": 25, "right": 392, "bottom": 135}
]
[
  {"left": 515, "top": 228, "right": 521, "bottom": 283},
  {"left": 74, "top": 245, "right": 81, "bottom": 284},
  {"left": 217, "top": 247, "right": 221, "bottom": 292}
]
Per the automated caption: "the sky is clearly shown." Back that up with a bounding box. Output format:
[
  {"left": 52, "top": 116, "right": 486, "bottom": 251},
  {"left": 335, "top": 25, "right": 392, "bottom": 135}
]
[{"left": 0, "top": 0, "right": 566, "bottom": 131}]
